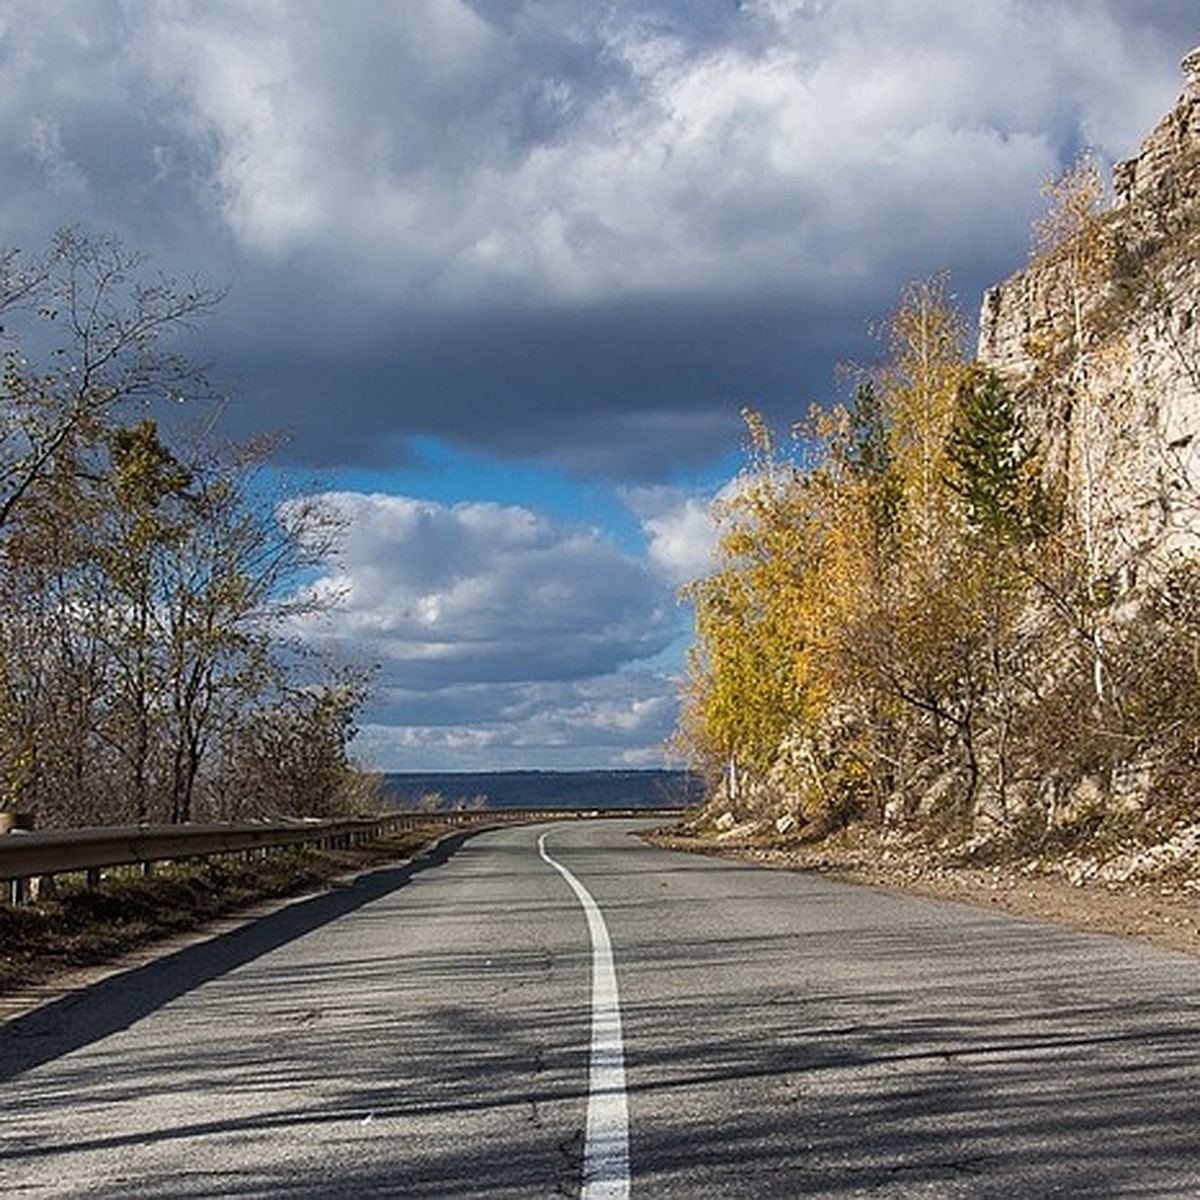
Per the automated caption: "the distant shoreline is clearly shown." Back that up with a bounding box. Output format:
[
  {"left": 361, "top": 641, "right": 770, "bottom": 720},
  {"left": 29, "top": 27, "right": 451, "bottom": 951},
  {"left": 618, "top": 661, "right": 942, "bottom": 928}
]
[{"left": 380, "top": 768, "right": 703, "bottom": 811}]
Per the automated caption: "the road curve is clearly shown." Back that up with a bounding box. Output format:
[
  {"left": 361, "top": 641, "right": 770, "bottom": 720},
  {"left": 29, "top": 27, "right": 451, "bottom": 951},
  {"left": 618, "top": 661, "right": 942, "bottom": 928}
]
[{"left": 2, "top": 819, "right": 1199, "bottom": 1197}]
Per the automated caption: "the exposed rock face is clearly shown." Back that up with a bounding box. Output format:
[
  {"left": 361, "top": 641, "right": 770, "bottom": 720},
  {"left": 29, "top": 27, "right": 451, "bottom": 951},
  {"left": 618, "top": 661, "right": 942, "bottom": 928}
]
[{"left": 978, "top": 49, "right": 1200, "bottom": 585}]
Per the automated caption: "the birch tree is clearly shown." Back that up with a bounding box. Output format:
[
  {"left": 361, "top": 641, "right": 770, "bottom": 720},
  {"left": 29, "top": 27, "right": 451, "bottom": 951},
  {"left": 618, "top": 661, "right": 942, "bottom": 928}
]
[{"left": 1030, "top": 152, "right": 1117, "bottom": 701}]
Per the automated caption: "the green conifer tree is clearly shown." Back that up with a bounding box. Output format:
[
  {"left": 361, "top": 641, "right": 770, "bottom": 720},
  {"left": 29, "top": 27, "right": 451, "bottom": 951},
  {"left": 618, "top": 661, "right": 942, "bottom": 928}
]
[{"left": 946, "top": 369, "right": 1039, "bottom": 540}]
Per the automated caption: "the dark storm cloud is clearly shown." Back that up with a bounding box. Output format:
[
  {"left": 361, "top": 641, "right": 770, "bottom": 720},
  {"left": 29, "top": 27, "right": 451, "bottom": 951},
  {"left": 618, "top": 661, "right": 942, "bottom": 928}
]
[
  {"left": 210, "top": 286, "right": 870, "bottom": 477},
  {"left": 69, "top": 0, "right": 1185, "bottom": 481},
  {"left": 2, "top": 3, "right": 1197, "bottom": 479}
]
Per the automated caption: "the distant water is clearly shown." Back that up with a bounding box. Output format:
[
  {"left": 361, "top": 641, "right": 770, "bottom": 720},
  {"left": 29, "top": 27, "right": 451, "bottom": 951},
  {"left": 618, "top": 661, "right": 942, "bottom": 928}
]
[{"left": 381, "top": 768, "right": 702, "bottom": 811}]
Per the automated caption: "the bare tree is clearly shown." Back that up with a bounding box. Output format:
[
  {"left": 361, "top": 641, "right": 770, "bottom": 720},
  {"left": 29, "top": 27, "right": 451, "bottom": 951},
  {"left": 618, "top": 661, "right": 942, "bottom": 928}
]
[{"left": 0, "top": 229, "right": 223, "bottom": 533}]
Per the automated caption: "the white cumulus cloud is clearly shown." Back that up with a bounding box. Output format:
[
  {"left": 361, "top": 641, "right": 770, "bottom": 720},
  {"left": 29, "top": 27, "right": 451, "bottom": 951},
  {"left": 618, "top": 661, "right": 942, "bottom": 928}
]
[
  {"left": 292, "top": 491, "right": 676, "bottom": 686},
  {"left": 283, "top": 490, "right": 686, "bottom": 767},
  {"left": 623, "top": 485, "right": 720, "bottom": 586}
]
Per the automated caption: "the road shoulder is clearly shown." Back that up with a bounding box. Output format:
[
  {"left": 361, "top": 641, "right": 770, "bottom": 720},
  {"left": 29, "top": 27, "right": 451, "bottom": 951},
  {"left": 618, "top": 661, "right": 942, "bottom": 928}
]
[{"left": 648, "top": 829, "right": 1200, "bottom": 960}]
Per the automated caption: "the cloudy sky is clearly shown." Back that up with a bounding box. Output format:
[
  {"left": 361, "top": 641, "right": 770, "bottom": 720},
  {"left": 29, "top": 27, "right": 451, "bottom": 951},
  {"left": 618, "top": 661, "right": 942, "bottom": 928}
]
[{"left": 0, "top": 1, "right": 1196, "bottom": 771}]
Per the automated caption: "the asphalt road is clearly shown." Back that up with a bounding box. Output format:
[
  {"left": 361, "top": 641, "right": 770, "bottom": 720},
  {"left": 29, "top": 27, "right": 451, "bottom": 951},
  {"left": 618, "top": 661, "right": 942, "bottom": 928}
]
[{"left": 2, "top": 819, "right": 1199, "bottom": 1197}]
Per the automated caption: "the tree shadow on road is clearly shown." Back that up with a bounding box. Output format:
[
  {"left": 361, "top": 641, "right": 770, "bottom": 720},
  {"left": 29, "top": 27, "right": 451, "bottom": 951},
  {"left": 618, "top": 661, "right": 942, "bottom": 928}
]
[{"left": 0, "top": 831, "right": 475, "bottom": 1081}]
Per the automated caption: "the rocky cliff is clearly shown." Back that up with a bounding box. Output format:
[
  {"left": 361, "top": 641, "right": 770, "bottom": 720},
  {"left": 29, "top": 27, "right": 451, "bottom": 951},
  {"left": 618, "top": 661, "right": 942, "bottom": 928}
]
[
  {"left": 978, "top": 48, "right": 1200, "bottom": 586},
  {"left": 689, "top": 52, "right": 1200, "bottom": 848}
]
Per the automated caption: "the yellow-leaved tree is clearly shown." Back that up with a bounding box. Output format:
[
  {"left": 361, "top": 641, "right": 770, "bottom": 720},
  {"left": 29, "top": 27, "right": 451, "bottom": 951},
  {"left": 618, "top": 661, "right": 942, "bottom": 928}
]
[
  {"left": 680, "top": 275, "right": 1049, "bottom": 834},
  {"left": 680, "top": 411, "right": 828, "bottom": 812}
]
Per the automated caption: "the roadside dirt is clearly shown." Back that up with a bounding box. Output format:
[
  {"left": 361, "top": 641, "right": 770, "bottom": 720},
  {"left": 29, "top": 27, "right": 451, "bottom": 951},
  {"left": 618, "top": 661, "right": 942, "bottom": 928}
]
[{"left": 649, "top": 826, "right": 1200, "bottom": 960}]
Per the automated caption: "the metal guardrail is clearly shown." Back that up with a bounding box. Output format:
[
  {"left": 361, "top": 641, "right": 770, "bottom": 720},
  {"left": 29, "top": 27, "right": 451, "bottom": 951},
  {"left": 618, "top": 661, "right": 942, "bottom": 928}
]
[{"left": 0, "top": 806, "right": 685, "bottom": 902}]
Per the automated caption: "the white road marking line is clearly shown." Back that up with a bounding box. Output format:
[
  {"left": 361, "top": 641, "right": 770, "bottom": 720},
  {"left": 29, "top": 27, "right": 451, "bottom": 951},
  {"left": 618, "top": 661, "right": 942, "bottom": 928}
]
[{"left": 538, "top": 832, "right": 631, "bottom": 1199}]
